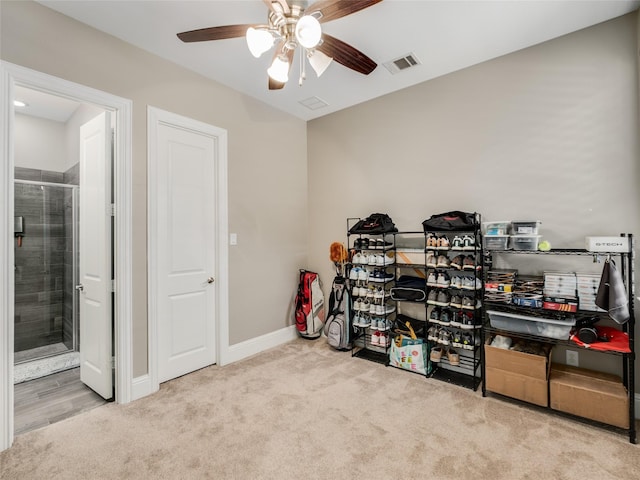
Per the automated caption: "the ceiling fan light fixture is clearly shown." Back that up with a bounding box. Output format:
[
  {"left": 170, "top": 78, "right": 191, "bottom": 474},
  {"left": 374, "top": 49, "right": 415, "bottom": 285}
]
[
  {"left": 308, "top": 50, "right": 333, "bottom": 77},
  {"left": 267, "top": 56, "right": 290, "bottom": 83},
  {"left": 295, "top": 15, "right": 322, "bottom": 49},
  {"left": 246, "top": 27, "right": 275, "bottom": 58}
]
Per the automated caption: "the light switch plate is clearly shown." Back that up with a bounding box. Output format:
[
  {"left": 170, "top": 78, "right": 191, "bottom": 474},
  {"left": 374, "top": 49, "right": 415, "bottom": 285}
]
[{"left": 230, "top": 233, "right": 238, "bottom": 245}]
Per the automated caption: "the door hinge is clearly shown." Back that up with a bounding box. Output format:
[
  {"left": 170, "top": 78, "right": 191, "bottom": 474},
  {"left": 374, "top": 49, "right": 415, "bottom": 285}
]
[
  {"left": 110, "top": 203, "right": 115, "bottom": 216},
  {"left": 111, "top": 279, "right": 115, "bottom": 293},
  {"left": 111, "top": 356, "right": 116, "bottom": 369}
]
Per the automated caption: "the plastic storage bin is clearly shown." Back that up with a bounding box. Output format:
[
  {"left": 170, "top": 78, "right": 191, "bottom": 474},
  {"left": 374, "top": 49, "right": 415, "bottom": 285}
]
[
  {"left": 510, "top": 235, "right": 541, "bottom": 251},
  {"left": 483, "top": 235, "right": 510, "bottom": 250},
  {"left": 511, "top": 221, "right": 541, "bottom": 235},
  {"left": 483, "top": 221, "right": 510, "bottom": 236},
  {"left": 487, "top": 310, "right": 575, "bottom": 339}
]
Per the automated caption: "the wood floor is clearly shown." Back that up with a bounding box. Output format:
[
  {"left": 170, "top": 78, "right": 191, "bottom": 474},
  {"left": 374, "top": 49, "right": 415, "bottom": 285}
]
[{"left": 14, "top": 367, "right": 108, "bottom": 435}]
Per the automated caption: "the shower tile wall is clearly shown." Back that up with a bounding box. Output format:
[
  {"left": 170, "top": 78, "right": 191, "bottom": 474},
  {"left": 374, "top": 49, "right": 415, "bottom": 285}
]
[
  {"left": 63, "top": 163, "right": 79, "bottom": 349},
  {"left": 14, "top": 167, "right": 76, "bottom": 353}
]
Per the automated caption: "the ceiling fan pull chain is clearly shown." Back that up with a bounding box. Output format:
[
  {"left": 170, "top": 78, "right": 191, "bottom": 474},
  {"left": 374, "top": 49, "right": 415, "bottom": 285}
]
[{"left": 299, "top": 47, "right": 306, "bottom": 86}]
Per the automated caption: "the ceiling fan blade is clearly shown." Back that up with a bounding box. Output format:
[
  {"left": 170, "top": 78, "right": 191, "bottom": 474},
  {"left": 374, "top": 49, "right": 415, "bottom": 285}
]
[
  {"left": 305, "top": 0, "right": 383, "bottom": 23},
  {"left": 177, "top": 24, "right": 256, "bottom": 43},
  {"left": 263, "top": 0, "right": 290, "bottom": 15},
  {"left": 317, "top": 33, "right": 377, "bottom": 75}
]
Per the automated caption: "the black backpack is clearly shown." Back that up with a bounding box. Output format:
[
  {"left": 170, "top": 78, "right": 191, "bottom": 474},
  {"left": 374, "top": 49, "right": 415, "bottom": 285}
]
[
  {"left": 323, "top": 276, "right": 352, "bottom": 350},
  {"left": 349, "top": 213, "right": 398, "bottom": 234}
]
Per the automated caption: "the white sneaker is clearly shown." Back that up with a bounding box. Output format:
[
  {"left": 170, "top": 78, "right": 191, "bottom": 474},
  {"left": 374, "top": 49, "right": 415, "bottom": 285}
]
[
  {"left": 358, "top": 269, "right": 369, "bottom": 282},
  {"left": 379, "top": 332, "right": 390, "bottom": 348},
  {"left": 368, "top": 254, "right": 378, "bottom": 266},
  {"left": 360, "top": 314, "right": 371, "bottom": 327},
  {"left": 370, "top": 317, "right": 380, "bottom": 330},
  {"left": 371, "top": 331, "right": 381, "bottom": 346},
  {"left": 379, "top": 253, "right": 395, "bottom": 266},
  {"left": 362, "top": 298, "right": 371, "bottom": 313},
  {"left": 349, "top": 267, "right": 360, "bottom": 281}
]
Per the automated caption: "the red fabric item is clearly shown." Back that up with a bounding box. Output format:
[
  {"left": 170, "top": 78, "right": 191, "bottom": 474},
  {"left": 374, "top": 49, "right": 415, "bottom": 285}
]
[{"left": 569, "top": 325, "right": 631, "bottom": 353}]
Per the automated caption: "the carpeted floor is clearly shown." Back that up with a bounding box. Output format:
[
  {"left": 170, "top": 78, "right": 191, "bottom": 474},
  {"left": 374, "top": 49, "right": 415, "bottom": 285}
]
[{"left": 1, "top": 337, "right": 638, "bottom": 479}]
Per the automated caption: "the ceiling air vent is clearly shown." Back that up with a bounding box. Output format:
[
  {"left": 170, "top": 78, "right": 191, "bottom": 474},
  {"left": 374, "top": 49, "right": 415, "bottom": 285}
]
[
  {"left": 383, "top": 53, "right": 421, "bottom": 75},
  {"left": 299, "top": 96, "right": 328, "bottom": 111}
]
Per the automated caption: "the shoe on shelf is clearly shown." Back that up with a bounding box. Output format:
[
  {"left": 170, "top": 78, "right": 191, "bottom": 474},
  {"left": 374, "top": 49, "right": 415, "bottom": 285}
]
[
  {"left": 436, "top": 255, "right": 451, "bottom": 268},
  {"left": 437, "top": 235, "right": 451, "bottom": 250},
  {"left": 462, "top": 256, "right": 477, "bottom": 271},
  {"left": 450, "top": 276, "right": 462, "bottom": 289},
  {"left": 449, "top": 295, "right": 462, "bottom": 309},
  {"left": 451, "top": 236, "right": 464, "bottom": 251},
  {"left": 426, "top": 233, "right": 438, "bottom": 250},
  {"left": 427, "top": 290, "right": 438, "bottom": 305},
  {"left": 379, "top": 319, "right": 392, "bottom": 332},
  {"left": 438, "top": 328, "right": 451, "bottom": 345},
  {"left": 377, "top": 252, "right": 395, "bottom": 266},
  {"left": 371, "top": 330, "right": 381, "bottom": 346},
  {"left": 461, "top": 296, "right": 481, "bottom": 310},
  {"left": 461, "top": 332, "right": 479, "bottom": 350},
  {"left": 435, "top": 291, "right": 450, "bottom": 307},
  {"left": 462, "top": 235, "right": 476, "bottom": 251},
  {"left": 446, "top": 347, "right": 460, "bottom": 366},
  {"left": 426, "top": 251, "right": 438, "bottom": 268},
  {"left": 436, "top": 273, "right": 451, "bottom": 288},
  {"left": 450, "top": 255, "right": 464, "bottom": 270},
  {"left": 450, "top": 311, "right": 463, "bottom": 328},
  {"left": 429, "top": 307, "right": 441, "bottom": 324},
  {"left": 427, "top": 272, "right": 438, "bottom": 287},
  {"left": 360, "top": 314, "right": 371, "bottom": 328},
  {"left": 384, "top": 304, "right": 396, "bottom": 314},
  {"left": 439, "top": 310, "right": 451, "bottom": 326},
  {"left": 379, "top": 332, "right": 391, "bottom": 348},
  {"left": 461, "top": 276, "right": 480, "bottom": 290},
  {"left": 349, "top": 267, "right": 360, "bottom": 281},
  {"left": 430, "top": 345, "right": 444, "bottom": 362},
  {"left": 370, "top": 317, "right": 379, "bottom": 330},
  {"left": 427, "top": 325, "right": 439, "bottom": 342},
  {"left": 461, "top": 312, "right": 480, "bottom": 330},
  {"left": 357, "top": 269, "right": 369, "bottom": 282},
  {"left": 451, "top": 330, "right": 463, "bottom": 348}
]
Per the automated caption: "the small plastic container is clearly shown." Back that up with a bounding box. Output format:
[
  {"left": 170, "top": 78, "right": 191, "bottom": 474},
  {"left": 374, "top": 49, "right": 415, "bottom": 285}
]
[
  {"left": 487, "top": 310, "right": 575, "bottom": 339},
  {"left": 510, "top": 235, "right": 541, "bottom": 251},
  {"left": 483, "top": 221, "right": 510, "bottom": 236},
  {"left": 483, "top": 235, "right": 510, "bottom": 250},
  {"left": 511, "top": 221, "right": 541, "bottom": 235}
]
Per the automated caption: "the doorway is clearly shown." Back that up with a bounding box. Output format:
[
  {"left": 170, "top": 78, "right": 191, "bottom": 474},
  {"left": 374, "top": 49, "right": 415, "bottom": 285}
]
[{"left": 0, "top": 61, "right": 133, "bottom": 452}]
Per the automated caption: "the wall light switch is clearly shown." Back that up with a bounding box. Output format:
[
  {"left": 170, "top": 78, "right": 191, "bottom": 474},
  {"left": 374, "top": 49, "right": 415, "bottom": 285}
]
[
  {"left": 566, "top": 350, "right": 579, "bottom": 367},
  {"left": 230, "top": 233, "right": 238, "bottom": 246}
]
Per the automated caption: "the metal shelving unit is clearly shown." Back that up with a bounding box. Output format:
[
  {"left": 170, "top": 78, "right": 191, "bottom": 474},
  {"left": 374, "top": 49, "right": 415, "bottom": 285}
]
[{"left": 480, "top": 235, "right": 636, "bottom": 443}]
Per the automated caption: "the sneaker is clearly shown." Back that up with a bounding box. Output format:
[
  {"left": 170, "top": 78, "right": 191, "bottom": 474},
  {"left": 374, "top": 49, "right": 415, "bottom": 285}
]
[
  {"left": 450, "top": 311, "right": 463, "bottom": 327},
  {"left": 349, "top": 267, "right": 360, "bottom": 281},
  {"left": 373, "top": 286, "right": 385, "bottom": 300},
  {"left": 358, "top": 269, "right": 369, "bottom": 282},
  {"left": 436, "top": 255, "right": 450, "bottom": 268},
  {"left": 461, "top": 296, "right": 478, "bottom": 310},
  {"left": 427, "top": 325, "right": 440, "bottom": 342},
  {"left": 354, "top": 298, "right": 363, "bottom": 312},
  {"left": 451, "top": 236, "right": 464, "bottom": 251},
  {"left": 379, "top": 332, "right": 391, "bottom": 348},
  {"left": 373, "top": 303, "right": 384, "bottom": 315},
  {"left": 370, "top": 269, "right": 394, "bottom": 283},
  {"left": 435, "top": 291, "right": 450, "bottom": 307},
  {"left": 359, "top": 314, "right": 371, "bottom": 327},
  {"left": 362, "top": 298, "right": 372, "bottom": 313},
  {"left": 430, "top": 345, "right": 444, "bottom": 362},
  {"left": 449, "top": 295, "right": 462, "bottom": 309},
  {"left": 429, "top": 307, "right": 440, "bottom": 324},
  {"left": 365, "top": 287, "right": 375, "bottom": 299},
  {"left": 438, "top": 329, "right": 451, "bottom": 345},
  {"left": 439, "top": 310, "right": 451, "bottom": 326},
  {"left": 384, "top": 304, "right": 396, "bottom": 314},
  {"left": 370, "top": 317, "right": 379, "bottom": 330},
  {"left": 446, "top": 348, "right": 460, "bottom": 366},
  {"left": 461, "top": 276, "right": 481, "bottom": 290},
  {"left": 368, "top": 254, "right": 379, "bottom": 266},
  {"left": 379, "top": 319, "right": 392, "bottom": 331},
  {"left": 462, "top": 256, "right": 476, "bottom": 271},
  {"left": 377, "top": 252, "right": 395, "bottom": 266},
  {"left": 451, "top": 330, "right": 463, "bottom": 348},
  {"left": 436, "top": 273, "right": 450, "bottom": 288},
  {"left": 371, "top": 330, "right": 381, "bottom": 346},
  {"left": 437, "top": 235, "right": 450, "bottom": 250},
  {"left": 461, "top": 312, "right": 480, "bottom": 330},
  {"left": 450, "top": 255, "right": 464, "bottom": 270},
  {"left": 426, "top": 233, "right": 438, "bottom": 250},
  {"left": 427, "top": 272, "right": 438, "bottom": 287},
  {"left": 426, "top": 251, "right": 437, "bottom": 268},
  {"left": 461, "top": 333, "right": 473, "bottom": 350},
  {"left": 462, "top": 235, "right": 476, "bottom": 251},
  {"left": 427, "top": 290, "right": 438, "bottom": 305},
  {"left": 450, "top": 276, "right": 462, "bottom": 289}
]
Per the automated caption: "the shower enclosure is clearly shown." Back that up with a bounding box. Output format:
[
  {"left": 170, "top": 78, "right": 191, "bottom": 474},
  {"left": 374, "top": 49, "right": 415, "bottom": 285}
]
[{"left": 14, "top": 174, "right": 80, "bottom": 381}]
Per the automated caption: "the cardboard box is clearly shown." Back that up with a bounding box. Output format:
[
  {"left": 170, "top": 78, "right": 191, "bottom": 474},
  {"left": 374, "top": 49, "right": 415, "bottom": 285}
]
[
  {"left": 549, "top": 364, "right": 629, "bottom": 429},
  {"left": 484, "top": 342, "right": 551, "bottom": 407}
]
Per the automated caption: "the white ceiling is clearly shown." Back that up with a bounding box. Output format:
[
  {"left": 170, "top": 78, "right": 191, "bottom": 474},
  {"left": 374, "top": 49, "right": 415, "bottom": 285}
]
[{"left": 36, "top": 0, "right": 640, "bottom": 121}]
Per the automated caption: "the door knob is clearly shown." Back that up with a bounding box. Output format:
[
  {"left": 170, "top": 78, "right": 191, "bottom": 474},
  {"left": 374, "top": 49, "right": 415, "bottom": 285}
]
[
  {"left": 75, "top": 284, "right": 84, "bottom": 292},
  {"left": 207, "top": 277, "right": 215, "bottom": 284}
]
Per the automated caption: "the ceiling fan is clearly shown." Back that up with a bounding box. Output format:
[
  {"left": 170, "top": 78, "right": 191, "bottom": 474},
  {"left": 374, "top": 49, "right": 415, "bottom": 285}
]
[{"left": 177, "top": 0, "right": 383, "bottom": 90}]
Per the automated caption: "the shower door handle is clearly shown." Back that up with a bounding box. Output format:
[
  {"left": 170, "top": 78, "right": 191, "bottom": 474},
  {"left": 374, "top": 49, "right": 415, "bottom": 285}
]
[{"left": 75, "top": 284, "right": 84, "bottom": 292}]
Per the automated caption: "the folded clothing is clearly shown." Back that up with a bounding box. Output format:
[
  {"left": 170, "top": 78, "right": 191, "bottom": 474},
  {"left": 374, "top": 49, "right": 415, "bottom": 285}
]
[{"left": 391, "top": 275, "right": 426, "bottom": 302}]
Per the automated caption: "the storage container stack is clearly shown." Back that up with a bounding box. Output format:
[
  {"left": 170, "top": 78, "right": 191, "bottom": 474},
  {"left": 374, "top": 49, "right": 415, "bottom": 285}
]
[
  {"left": 482, "top": 220, "right": 544, "bottom": 251},
  {"left": 510, "top": 221, "right": 542, "bottom": 250}
]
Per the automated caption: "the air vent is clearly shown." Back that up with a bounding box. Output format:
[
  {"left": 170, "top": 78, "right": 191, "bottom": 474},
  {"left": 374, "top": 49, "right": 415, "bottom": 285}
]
[
  {"left": 383, "top": 53, "right": 421, "bottom": 75},
  {"left": 299, "top": 96, "right": 329, "bottom": 111}
]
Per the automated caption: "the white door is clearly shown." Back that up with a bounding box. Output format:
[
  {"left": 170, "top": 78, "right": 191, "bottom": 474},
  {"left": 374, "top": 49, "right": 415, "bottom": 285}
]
[
  {"left": 79, "top": 112, "right": 113, "bottom": 399},
  {"left": 155, "top": 120, "right": 217, "bottom": 383}
]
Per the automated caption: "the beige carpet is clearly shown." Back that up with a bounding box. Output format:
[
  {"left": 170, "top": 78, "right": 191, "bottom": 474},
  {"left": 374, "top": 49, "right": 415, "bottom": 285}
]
[{"left": 1, "top": 338, "right": 638, "bottom": 479}]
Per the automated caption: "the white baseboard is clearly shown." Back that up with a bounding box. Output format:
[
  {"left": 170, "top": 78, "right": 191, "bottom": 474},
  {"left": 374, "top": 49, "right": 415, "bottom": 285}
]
[
  {"left": 221, "top": 325, "right": 298, "bottom": 366},
  {"left": 130, "top": 374, "right": 156, "bottom": 401}
]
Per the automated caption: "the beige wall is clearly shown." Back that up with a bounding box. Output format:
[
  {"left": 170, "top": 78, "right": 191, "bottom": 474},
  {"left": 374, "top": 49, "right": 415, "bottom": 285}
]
[
  {"left": 308, "top": 13, "right": 639, "bottom": 389},
  {"left": 1, "top": 1, "right": 308, "bottom": 377},
  {"left": 14, "top": 114, "right": 67, "bottom": 172}
]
